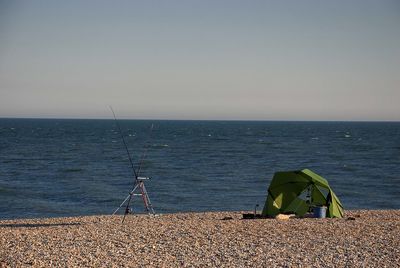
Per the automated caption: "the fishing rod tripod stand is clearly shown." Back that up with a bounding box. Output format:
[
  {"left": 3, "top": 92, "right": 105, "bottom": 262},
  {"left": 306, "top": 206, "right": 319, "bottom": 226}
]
[
  {"left": 112, "top": 176, "right": 155, "bottom": 221},
  {"left": 109, "top": 106, "right": 156, "bottom": 223}
]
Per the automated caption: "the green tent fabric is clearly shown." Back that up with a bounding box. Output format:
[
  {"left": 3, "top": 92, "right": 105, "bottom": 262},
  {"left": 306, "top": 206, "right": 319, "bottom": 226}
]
[{"left": 261, "top": 169, "right": 344, "bottom": 218}]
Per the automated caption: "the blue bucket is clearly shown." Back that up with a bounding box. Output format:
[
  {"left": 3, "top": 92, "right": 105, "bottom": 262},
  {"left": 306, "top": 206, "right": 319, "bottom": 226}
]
[{"left": 313, "top": 206, "right": 327, "bottom": 218}]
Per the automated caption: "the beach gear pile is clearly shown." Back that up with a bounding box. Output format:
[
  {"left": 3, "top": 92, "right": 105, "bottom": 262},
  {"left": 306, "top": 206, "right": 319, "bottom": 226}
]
[{"left": 262, "top": 169, "right": 344, "bottom": 218}]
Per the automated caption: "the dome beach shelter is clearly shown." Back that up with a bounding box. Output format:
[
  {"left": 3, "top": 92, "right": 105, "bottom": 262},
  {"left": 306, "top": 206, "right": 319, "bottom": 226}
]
[{"left": 261, "top": 169, "right": 344, "bottom": 218}]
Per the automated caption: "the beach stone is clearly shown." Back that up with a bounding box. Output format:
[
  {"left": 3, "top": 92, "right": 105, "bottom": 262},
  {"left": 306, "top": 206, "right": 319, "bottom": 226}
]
[{"left": 0, "top": 210, "right": 399, "bottom": 267}]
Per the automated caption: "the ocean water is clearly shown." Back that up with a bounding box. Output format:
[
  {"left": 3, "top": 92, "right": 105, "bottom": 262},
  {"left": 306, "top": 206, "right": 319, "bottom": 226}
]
[{"left": 0, "top": 119, "right": 399, "bottom": 219}]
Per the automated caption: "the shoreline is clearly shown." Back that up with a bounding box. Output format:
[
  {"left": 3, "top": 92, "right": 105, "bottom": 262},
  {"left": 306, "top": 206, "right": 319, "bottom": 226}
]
[
  {"left": 1, "top": 208, "right": 397, "bottom": 221},
  {"left": 1, "top": 210, "right": 399, "bottom": 267}
]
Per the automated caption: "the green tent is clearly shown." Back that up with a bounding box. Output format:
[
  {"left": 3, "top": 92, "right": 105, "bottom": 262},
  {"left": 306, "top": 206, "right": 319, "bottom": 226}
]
[{"left": 261, "top": 169, "right": 344, "bottom": 218}]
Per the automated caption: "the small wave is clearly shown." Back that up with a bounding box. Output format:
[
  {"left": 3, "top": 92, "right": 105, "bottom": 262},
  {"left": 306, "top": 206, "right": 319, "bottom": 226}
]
[
  {"left": 152, "top": 144, "right": 169, "bottom": 149},
  {"left": 0, "top": 187, "right": 15, "bottom": 196},
  {"left": 257, "top": 139, "right": 272, "bottom": 145},
  {"left": 342, "top": 164, "right": 356, "bottom": 171},
  {"left": 62, "top": 168, "right": 84, "bottom": 173}
]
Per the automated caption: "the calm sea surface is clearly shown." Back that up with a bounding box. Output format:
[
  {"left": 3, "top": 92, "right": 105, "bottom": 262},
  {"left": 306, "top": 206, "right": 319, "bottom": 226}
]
[{"left": 0, "top": 119, "right": 399, "bottom": 219}]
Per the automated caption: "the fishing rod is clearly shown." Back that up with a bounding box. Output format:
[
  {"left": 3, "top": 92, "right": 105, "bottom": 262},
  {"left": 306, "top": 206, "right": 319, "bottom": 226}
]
[
  {"left": 110, "top": 106, "right": 155, "bottom": 222},
  {"left": 136, "top": 123, "right": 154, "bottom": 178},
  {"left": 120, "top": 122, "right": 155, "bottom": 222},
  {"left": 110, "top": 106, "right": 138, "bottom": 180}
]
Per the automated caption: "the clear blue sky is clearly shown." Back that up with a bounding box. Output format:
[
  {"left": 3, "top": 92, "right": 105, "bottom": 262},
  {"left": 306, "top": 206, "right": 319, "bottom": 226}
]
[{"left": 1, "top": 0, "right": 399, "bottom": 120}]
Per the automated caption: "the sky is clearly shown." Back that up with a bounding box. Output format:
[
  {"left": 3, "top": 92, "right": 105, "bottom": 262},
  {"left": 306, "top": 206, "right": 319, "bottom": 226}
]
[{"left": 0, "top": 0, "right": 399, "bottom": 121}]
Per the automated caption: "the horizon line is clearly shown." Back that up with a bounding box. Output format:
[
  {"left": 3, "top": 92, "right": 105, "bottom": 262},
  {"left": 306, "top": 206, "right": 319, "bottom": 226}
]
[{"left": 0, "top": 116, "right": 399, "bottom": 123}]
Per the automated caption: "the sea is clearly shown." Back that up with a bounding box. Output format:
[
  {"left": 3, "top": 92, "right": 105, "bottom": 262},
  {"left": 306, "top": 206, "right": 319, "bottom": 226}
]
[{"left": 0, "top": 119, "right": 399, "bottom": 219}]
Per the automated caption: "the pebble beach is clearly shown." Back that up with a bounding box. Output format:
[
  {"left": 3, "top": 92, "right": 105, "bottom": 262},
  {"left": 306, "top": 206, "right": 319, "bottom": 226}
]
[{"left": 0, "top": 210, "right": 399, "bottom": 267}]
